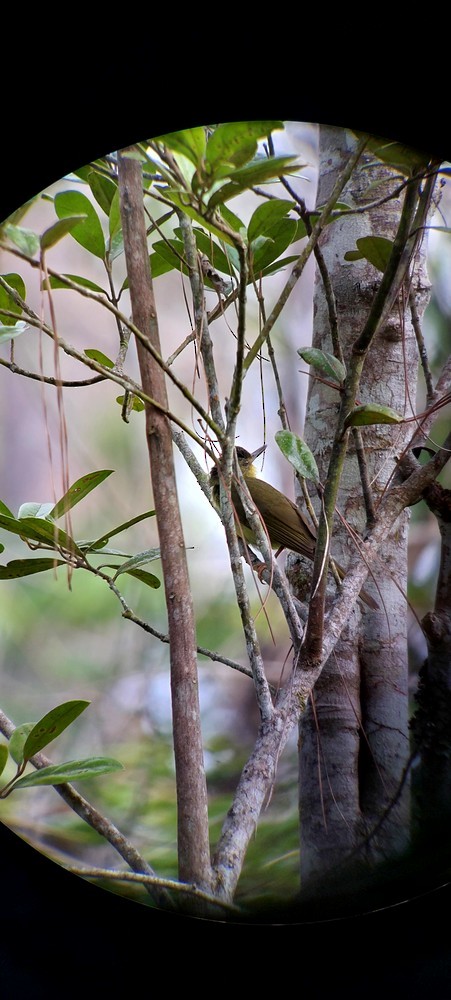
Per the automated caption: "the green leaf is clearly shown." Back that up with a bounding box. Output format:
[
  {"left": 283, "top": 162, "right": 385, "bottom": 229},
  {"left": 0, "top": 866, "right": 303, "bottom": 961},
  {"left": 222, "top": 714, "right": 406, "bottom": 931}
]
[
  {"left": 100, "top": 563, "right": 160, "bottom": 588},
  {"left": 108, "top": 227, "right": 124, "bottom": 263},
  {"left": 54, "top": 191, "right": 105, "bottom": 259},
  {"left": 49, "top": 470, "right": 114, "bottom": 520},
  {"left": 0, "top": 558, "right": 66, "bottom": 579},
  {"left": 247, "top": 198, "right": 293, "bottom": 243},
  {"left": 146, "top": 252, "right": 176, "bottom": 281},
  {"left": 88, "top": 170, "right": 117, "bottom": 215},
  {"left": 275, "top": 430, "right": 320, "bottom": 485},
  {"left": 12, "top": 756, "right": 124, "bottom": 789},
  {"left": 208, "top": 155, "right": 300, "bottom": 209},
  {"left": 218, "top": 205, "right": 246, "bottom": 236},
  {"left": 4, "top": 224, "right": 40, "bottom": 256},
  {"left": 251, "top": 218, "right": 299, "bottom": 274},
  {"left": 108, "top": 187, "right": 121, "bottom": 239},
  {"left": 344, "top": 236, "right": 393, "bottom": 272},
  {"left": 22, "top": 701, "right": 90, "bottom": 761},
  {"left": 122, "top": 568, "right": 161, "bottom": 588},
  {"left": 205, "top": 121, "right": 284, "bottom": 172},
  {"left": 152, "top": 238, "right": 186, "bottom": 274},
  {"left": 160, "top": 191, "right": 239, "bottom": 248},
  {"left": 182, "top": 228, "right": 234, "bottom": 277},
  {"left": 0, "top": 321, "right": 28, "bottom": 343},
  {"left": 298, "top": 347, "right": 347, "bottom": 384},
  {"left": 0, "top": 744, "right": 8, "bottom": 777},
  {"left": 156, "top": 127, "right": 207, "bottom": 168},
  {"left": 362, "top": 136, "right": 430, "bottom": 175},
  {"left": 116, "top": 394, "right": 145, "bottom": 412},
  {"left": 9, "top": 723, "right": 35, "bottom": 765},
  {"left": 83, "top": 509, "right": 156, "bottom": 552},
  {"left": 0, "top": 499, "right": 13, "bottom": 517},
  {"left": 0, "top": 272, "right": 26, "bottom": 323},
  {"left": 17, "top": 501, "right": 54, "bottom": 519},
  {"left": 42, "top": 273, "right": 107, "bottom": 294},
  {"left": 258, "top": 255, "right": 299, "bottom": 278},
  {"left": 344, "top": 403, "right": 403, "bottom": 429},
  {"left": 40, "top": 215, "right": 88, "bottom": 251},
  {"left": 112, "top": 548, "right": 161, "bottom": 579},
  {"left": 0, "top": 512, "right": 83, "bottom": 557},
  {"left": 84, "top": 349, "right": 114, "bottom": 368}
]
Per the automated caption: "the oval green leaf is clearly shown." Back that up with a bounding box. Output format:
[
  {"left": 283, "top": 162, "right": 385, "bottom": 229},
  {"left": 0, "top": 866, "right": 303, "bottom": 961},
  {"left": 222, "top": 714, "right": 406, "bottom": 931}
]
[
  {"left": 205, "top": 121, "right": 283, "bottom": 172},
  {"left": 54, "top": 191, "right": 106, "bottom": 259},
  {"left": 0, "top": 272, "right": 26, "bottom": 322},
  {"left": 275, "top": 430, "right": 320, "bottom": 484},
  {"left": 0, "top": 558, "right": 66, "bottom": 580},
  {"left": 124, "top": 568, "right": 161, "bottom": 589},
  {"left": 208, "top": 156, "right": 300, "bottom": 209},
  {"left": 298, "top": 347, "right": 347, "bottom": 384},
  {"left": 84, "top": 349, "right": 114, "bottom": 368},
  {"left": 0, "top": 321, "right": 28, "bottom": 343},
  {"left": 88, "top": 170, "right": 117, "bottom": 215},
  {"left": 42, "top": 273, "right": 107, "bottom": 294},
  {"left": 251, "top": 218, "right": 299, "bottom": 273},
  {"left": 9, "top": 723, "right": 35, "bottom": 765},
  {"left": 0, "top": 511, "right": 83, "bottom": 556},
  {"left": 112, "top": 548, "right": 161, "bottom": 579},
  {"left": 40, "top": 215, "right": 88, "bottom": 251},
  {"left": 49, "top": 470, "right": 114, "bottom": 520},
  {"left": 12, "top": 757, "right": 124, "bottom": 789},
  {"left": 188, "top": 228, "right": 233, "bottom": 276},
  {"left": 247, "top": 198, "right": 293, "bottom": 244},
  {"left": 116, "top": 394, "right": 145, "bottom": 412},
  {"left": 4, "top": 224, "right": 40, "bottom": 257},
  {"left": 156, "top": 127, "right": 207, "bottom": 168},
  {"left": 344, "top": 236, "right": 393, "bottom": 272},
  {"left": 22, "top": 701, "right": 91, "bottom": 761},
  {"left": 0, "top": 744, "right": 8, "bottom": 777},
  {"left": 344, "top": 403, "right": 403, "bottom": 429},
  {"left": 17, "top": 501, "right": 54, "bottom": 519}
]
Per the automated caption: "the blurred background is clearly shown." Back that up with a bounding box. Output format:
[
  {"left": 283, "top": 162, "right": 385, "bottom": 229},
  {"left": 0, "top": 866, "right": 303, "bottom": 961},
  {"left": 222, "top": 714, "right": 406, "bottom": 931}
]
[{"left": 0, "top": 121, "right": 449, "bottom": 910}]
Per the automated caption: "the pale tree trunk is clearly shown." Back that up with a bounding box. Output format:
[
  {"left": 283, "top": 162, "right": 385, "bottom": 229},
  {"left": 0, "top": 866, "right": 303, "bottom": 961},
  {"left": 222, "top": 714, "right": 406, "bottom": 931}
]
[{"left": 298, "top": 126, "right": 433, "bottom": 893}]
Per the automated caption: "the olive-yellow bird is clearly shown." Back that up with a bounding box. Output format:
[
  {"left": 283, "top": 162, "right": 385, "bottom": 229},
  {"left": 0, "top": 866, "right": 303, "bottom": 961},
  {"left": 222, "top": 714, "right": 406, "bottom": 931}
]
[{"left": 210, "top": 445, "right": 378, "bottom": 610}]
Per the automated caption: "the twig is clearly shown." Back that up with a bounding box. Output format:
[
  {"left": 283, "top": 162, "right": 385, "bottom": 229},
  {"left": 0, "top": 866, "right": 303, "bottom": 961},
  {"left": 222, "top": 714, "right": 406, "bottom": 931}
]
[
  {"left": 353, "top": 427, "right": 377, "bottom": 528},
  {"left": 410, "top": 288, "right": 435, "bottom": 405},
  {"left": 0, "top": 245, "right": 225, "bottom": 444},
  {"left": 0, "top": 356, "right": 105, "bottom": 387},
  {"left": 244, "top": 135, "right": 368, "bottom": 371},
  {"left": 68, "top": 865, "right": 242, "bottom": 913}
]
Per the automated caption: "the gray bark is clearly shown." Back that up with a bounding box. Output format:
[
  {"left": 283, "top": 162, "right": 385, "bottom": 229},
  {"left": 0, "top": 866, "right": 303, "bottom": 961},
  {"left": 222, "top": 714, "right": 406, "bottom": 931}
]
[{"left": 298, "top": 126, "right": 433, "bottom": 888}]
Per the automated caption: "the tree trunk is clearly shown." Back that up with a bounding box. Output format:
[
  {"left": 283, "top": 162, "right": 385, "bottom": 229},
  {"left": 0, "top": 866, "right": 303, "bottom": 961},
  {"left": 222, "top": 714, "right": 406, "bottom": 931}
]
[
  {"left": 117, "top": 152, "right": 212, "bottom": 896},
  {"left": 298, "top": 126, "right": 433, "bottom": 894}
]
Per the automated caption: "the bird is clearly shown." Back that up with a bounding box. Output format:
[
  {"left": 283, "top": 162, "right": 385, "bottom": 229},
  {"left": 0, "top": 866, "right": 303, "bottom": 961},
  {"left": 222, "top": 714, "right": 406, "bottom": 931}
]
[{"left": 210, "top": 445, "right": 379, "bottom": 610}]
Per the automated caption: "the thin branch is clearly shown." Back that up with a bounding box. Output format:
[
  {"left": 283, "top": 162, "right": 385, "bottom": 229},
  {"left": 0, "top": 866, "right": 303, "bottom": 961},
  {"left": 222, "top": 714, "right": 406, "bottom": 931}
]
[
  {"left": 353, "top": 427, "right": 377, "bottom": 528},
  {"left": 410, "top": 288, "right": 435, "bottom": 405},
  {"left": 176, "top": 210, "right": 225, "bottom": 433},
  {"left": 68, "top": 866, "right": 242, "bottom": 913},
  {"left": 244, "top": 135, "right": 368, "bottom": 371},
  {"left": 0, "top": 356, "right": 105, "bottom": 387},
  {"left": 0, "top": 244, "right": 225, "bottom": 444}
]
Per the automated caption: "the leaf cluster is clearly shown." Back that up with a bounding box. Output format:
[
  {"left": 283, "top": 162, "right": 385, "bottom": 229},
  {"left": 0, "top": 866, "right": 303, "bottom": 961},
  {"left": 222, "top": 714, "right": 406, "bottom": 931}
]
[
  {"left": 0, "top": 700, "right": 123, "bottom": 797},
  {"left": 0, "top": 469, "right": 161, "bottom": 589}
]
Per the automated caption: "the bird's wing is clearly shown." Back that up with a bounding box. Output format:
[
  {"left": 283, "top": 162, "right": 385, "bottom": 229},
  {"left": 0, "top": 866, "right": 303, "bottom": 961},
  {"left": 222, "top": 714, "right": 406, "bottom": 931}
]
[{"left": 236, "top": 477, "right": 317, "bottom": 560}]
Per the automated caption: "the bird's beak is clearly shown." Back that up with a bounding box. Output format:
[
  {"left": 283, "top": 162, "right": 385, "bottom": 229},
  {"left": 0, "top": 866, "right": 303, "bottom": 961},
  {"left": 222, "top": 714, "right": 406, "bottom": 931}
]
[{"left": 250, "top": 444, "right": 266, "bottom": 460}]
